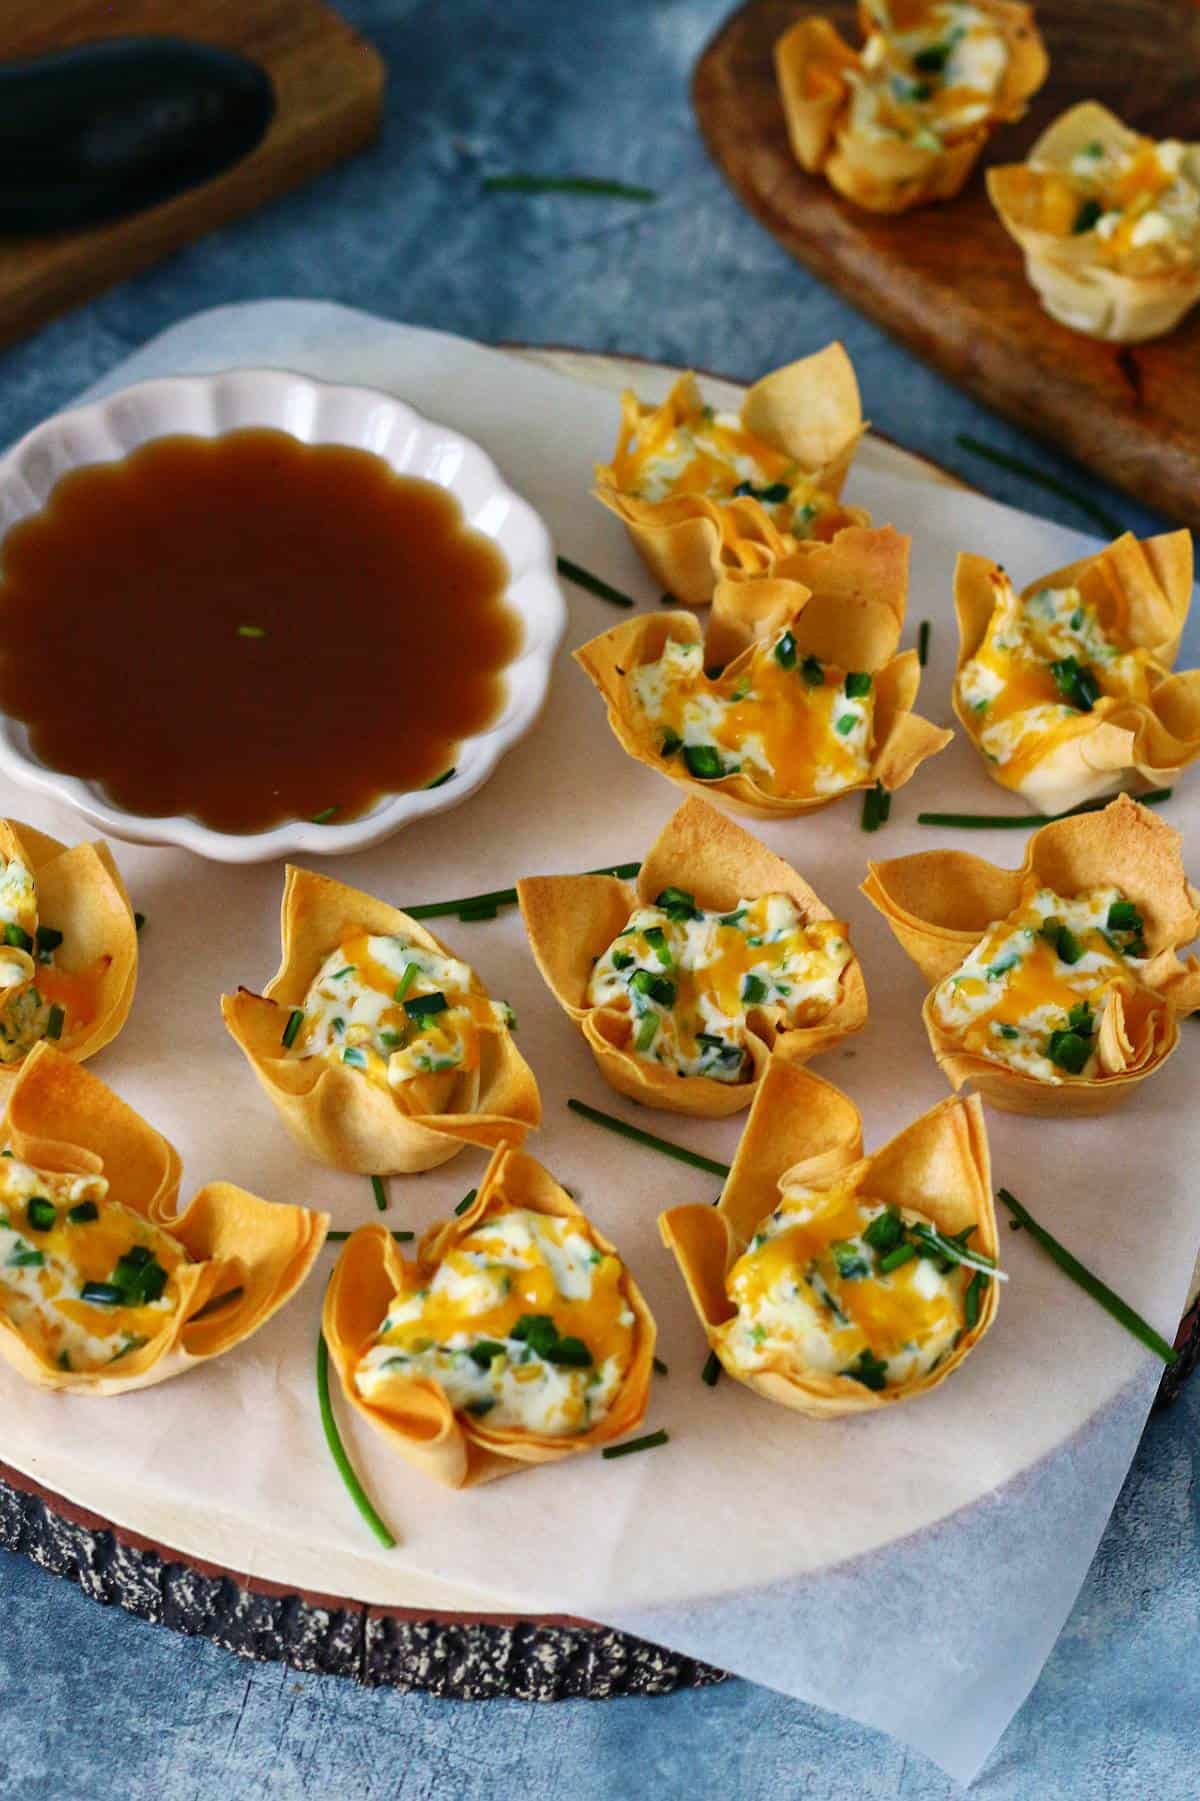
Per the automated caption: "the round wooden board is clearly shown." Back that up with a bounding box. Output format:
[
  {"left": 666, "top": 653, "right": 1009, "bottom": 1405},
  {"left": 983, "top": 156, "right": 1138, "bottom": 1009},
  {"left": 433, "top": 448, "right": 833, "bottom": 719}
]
[{"left": 5, "top": 344, "right": 1198, "bottom": 1696}]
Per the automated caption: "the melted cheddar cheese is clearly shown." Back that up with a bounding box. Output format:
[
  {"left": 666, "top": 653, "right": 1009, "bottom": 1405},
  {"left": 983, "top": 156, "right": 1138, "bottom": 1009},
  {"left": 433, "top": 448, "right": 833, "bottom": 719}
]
[
  {"left": 287, "top": 934, "right": 514, "bottom": 1115},
  {"left": 719, "top": 1178, "right": 970, "bottom": 1390},
  {"left": 931, "top": 884, "right": 1151, "bottom": 1081},
  {"left": 0, "top": 1154, "right": 186, "bottom": 1372},
  {"left": 1033, "top": 134, "right": 1200, "bottom": 268},
  {"left": 957, "top": 577, "right": 1153, "bottom": 785},
  {"left": 848, "top": 2, "right": 1010, "bottom": 150},
  {"left": 630, "top": 632, "right": 875, "bottom": 798},
  {"left": 589, "top": 890, "right": 851, "bottom": 1081},
  {"left": 0, "top": 854, "right": 107, "bottom": 1064},
  {"left": 355, "top": 1208, "right": 636, "bottom": 1435}
]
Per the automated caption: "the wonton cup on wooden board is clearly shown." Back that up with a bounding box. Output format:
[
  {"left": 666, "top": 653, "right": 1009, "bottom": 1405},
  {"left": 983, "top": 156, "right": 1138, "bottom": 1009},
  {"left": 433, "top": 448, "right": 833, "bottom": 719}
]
[
  {"left": 776, "top": 0, "right": 1047, "bottom": 215},
  {"left": 0, "top": 1044, "right": 327, "bottom": 1395},
  {"left": 660, "top": 1061, "right": 998, "bottom": 1416},
  {"left": 862, "top": 795, "right": 1200, "bottom": 1117},
  {"left": 323, "top": 1143, "right": 656, "bottom": 1488},
  {"left": 988, "top": 102, "right": 1200, "bottom": 343},
  {"left": 221, "top": 867, "right": 540, "bottom": 1176},
  {"left": 0, "top": 819, "right": 138, "bottom": 1078},
  {"left": 953, "top": 530, "right": 1200, "bottom": 815},
  {"left": 518, "top": 797, "right": 867, "bottom": 1118},
  {"left": 574, "top": 525, "right": 950, "bottom": 819},
  {"left": 593, "top": 346, "right": 867, "bottom": 606}
]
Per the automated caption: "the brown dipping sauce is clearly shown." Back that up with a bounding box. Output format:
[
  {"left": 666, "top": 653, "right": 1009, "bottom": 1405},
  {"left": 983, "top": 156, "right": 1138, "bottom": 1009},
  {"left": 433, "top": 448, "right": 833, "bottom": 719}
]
[{"left": 0, "top": 428, "right": 521, "bottom": 834}]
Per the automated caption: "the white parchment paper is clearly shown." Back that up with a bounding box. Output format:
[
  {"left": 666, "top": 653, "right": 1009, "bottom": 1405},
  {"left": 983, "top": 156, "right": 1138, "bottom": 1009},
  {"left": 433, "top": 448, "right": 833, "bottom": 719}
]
[{"left": 1, "top": 304, "right": 1196, "bottom": 1787}]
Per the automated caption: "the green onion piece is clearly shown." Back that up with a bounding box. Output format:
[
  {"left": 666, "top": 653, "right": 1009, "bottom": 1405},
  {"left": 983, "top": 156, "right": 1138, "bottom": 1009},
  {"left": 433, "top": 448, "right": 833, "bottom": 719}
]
[
  {"left": 917, "top": 620, "right": 931, "bottom": 666},
  {"left": 25, "top": 1196, "right": 55, "bottom": 1232},
  {"left": 394, "top": 965, "right": 417, "bottom": 1003},
  {"left": 80, "top": 1281, "right": 124, "bottom": 1306},
  {"left": 311, "top": 807, "right": 338, "bottom": 824},
  {"left": 844, "top": 671, "right": 872, "bottom": 698},
  {"left": 317, "top": 1332, "right": 397, "bottom": 1547},
  {"left": 964, "top": 1270, "right": 988, "bottom": 1331},
  {"left": 602, "top": 1428, "right": 670, "bottom": 1460},
  {"left": 44, "top": 1003, "right": 65, "bottom": 1042},
  {"left": 134, "top": 911, "right": 146, "bottom": 934},
  {"left": 469, "top": 1340, "right": 507, "bottom": 1368},
  {"left": 800, "top": 655, "right": 824, "bottom": 687},
  {"left": 653, "top": 1356, "right": 669, "bottom": 1376},
  {"left": 35, "top": 925, "right": 63, "bottom": 959},
  {"left": 683, "top": 744, "right": 727, "bottom": 781},
  {"left": 660, "top": 731, "right": 683, "bottom": 759},
  {"left": 456, "top": 902, "right": 499, "bottom": 922},
  {"left": 997, "top": 1188, "right": 1177, "bottom": 1365},
  {"left": 404, "top": 860, "right": 642, "bottom": 923},
  {"left": 237, "top": 623, "right": 267, "bottom": 639},
  {"left": 700, "top": 1349, "right": 722, "bottom": 1386},
  {"left": 547, "top": 1334, "right": 593, "bottom": 1368},
  {"left": 4, "top": 923, "right": 31, "bottom": 951},
  {"left": 862, "top": 1207, "right": 903, "bottom": 1253},
  {"left": 954, "top": 434, "right": 1125, "bottom": 540},
  {"left": 1046, "top": 1028, "right": 1092, "bottom": 1075},
  {"left": 843, "top": 1348, "right": 888, "bottom": 1391},
  {"left": 370, "top": 1175, "right": 388, "bottom": 1213},
  {"left": 835, "top": 714, "right": 857, "bottom": 736},
  {"left": 486, "top": 174, "right": 656, "bottom": 202},
  {"left": 918, "top": 788, "right": 1171, "bottom": 829},
  {"left": 67, "top": 1200, "right": 99, "bottom": 1225},
  {"left": 655, "top": 886, "right": 699, "bottom": 921},
  {"left": 556, "top": 555, "right": 636, "bottom": 608},
  {"left": 630, "top": 968, "right": 676, "bottom": 1008},
  {"left": 861, "top": 782, "right": 891, "bottom": 833},
  {"left": 425, "top": 767, "right": 456, "bottom": 790},
  {"left": 455, "top": 1188, "right": 478, "bottom": 1217},
  {"left": 878, "top": 1242, "right": 917, "bottom": 1274},
  {"left": 741, "top": 973, "right": 767, "bottom": 1005},
  {"left": 774, "top": 631, "right": 797, "bottom": 670},
  {"left": 734, "top": 480, "right": 790, "bottom": 503},
  {"left": 8, "top": 1248, "right": 44, "bottom": 1268},
  {"left": 1107, "top": 900, "right": 1143, "bottom": 933},
  {"left": 568, "top": 1097, "right": 732, "bottom": 1178},
  {"left": 281, "top": 1008, "right": 305, "bottom": 1050},
  {"left": 405, "top": 991, "right": 448, "bottom": 1019},
  {"left": 635, "top": 1014, "right": 658, "bottom": 1052}
]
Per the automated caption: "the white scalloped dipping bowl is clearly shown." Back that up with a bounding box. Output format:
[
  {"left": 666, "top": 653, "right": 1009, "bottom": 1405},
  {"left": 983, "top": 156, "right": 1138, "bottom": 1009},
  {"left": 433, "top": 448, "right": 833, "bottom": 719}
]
[{"left": 0, "top": 369, "right": 566, "bottom": 862}]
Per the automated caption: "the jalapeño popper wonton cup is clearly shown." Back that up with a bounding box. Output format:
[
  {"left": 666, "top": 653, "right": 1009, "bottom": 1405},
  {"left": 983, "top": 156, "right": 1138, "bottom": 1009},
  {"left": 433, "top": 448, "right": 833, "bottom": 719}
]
[
  {"left": 954, "top": 530, "right": 1200, "bottom": 815},
  {"left": 518, "top": 797, "right": 867, "bottom": 1119},
  {"left": 323, "top": 1144, "right": 656, "bottom": 1488},
  {"left": 863, "top": 795, "right": 1200, "bottom": 1118},
  {"left": 660, "top": 1061, "right": 999, "bottom": 1416},
  {"left": 593, "top": 345, "right": 867, "bottom": 607},
  {"left": 0, "top": 819, "right": 137, "bottom": 1077},
  {"left": 574, "top": 526, "right": 951, "bottom": 818},
  {"left": 0, "top": 1044, "right": 327, "bottom": 1395},
  {"left": 988, "top": 102, "right": 1200, "bottom": 344},
  {"left": 775, "top": 0, "right": 1047, "bottom": 216},
  {"left": 221, "top": 867, "right": 540, "bottom": 1176}
]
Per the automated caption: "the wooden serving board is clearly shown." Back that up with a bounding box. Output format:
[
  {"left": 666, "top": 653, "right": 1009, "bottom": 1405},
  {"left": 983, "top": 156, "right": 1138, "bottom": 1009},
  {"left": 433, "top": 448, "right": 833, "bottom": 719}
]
[
  {"left": 693, "top": 0, "right": 1200, "bottom": 528},
  {"left": 0, "top": 2, "right": 384, "bottom": 351}
]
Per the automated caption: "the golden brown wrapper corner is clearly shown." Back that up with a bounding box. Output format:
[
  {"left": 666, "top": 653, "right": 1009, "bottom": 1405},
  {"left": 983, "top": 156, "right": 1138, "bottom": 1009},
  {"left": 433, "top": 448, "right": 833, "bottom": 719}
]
[
  {"left": 0, "top": 819, "right": 138, "bottom": 1077},
  {"left": 518, "top": 796, "right": 868, "bottom": 1118},
  {"left": 988, "top": 102, "right": 1200, "bottom": 343},
  {"left": 862, "top": 794, "right": 1200, "bottom": 1117},
  {"left": 574, "top": 526, "right": 951, "bottom": 818},
  {"left": 220, "top": 866, "right": 541, "bottom": 1175},
  {"left": 775, "top": 0, "right": 1047, "bottom": 215},
  {"left": 592, "top": 346, "right": 868, "bottom": 607},
  {"left": 0, "top": 1043, "right": 328, "bottom": 1395},
  {"left": 322, "top": 1143, "right": 656, "bottom": 1488},
  {"left": 659, "top": 1060, "right": 998, "bottom": 1416}
]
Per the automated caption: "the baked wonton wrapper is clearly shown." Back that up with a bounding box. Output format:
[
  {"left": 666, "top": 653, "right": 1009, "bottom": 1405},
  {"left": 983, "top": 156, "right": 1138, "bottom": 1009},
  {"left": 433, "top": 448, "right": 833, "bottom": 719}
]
[
  {"left": 221, "top": 867, "right": 540, "bottom": 1176},
  {"left": 0, "top": 1043, "right": 327, "bottom": 1395},
  {"left": 518, "top": 796, "right": 867, "bottom": 1118},
  {"left": 323, "top": 1143, "right": 656, "bottom": 1487},
  {"left": 593, "top": 346, "right": 867, "bottom": 607},
  {"left": 0, "top": 820, "right": 137, "bottom": 1077},
  {"left": 575, "top": 525, "right": 951, "bottom": 818},
  {"left": 954, "top": 531, "right": 1200, "bottom": 814},
  {"left": 863, "top": 794, "right": 1200, "bottom": 1116},
  {"left": 776, "top": 0, "right": 1048, "bottom": 215},
  {"left": 988, "top": 102, "right": 1200, "bottom": 343},
  {"left": 660, "top": 1060, "right": 998, "bottom": 1416}
]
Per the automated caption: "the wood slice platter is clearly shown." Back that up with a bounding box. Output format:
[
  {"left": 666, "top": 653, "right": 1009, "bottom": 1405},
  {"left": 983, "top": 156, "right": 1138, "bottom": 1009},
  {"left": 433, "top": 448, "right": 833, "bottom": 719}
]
[
  {"left": 0, "top": 1, "right": 384, "bottom": 351},
  {"left": 692, "top": 0, "right": 1200, "bottom": 528}
]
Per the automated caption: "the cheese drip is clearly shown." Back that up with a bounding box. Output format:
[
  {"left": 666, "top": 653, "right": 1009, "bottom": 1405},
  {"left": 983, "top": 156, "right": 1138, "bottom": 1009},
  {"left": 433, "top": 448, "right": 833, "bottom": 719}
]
[
  {"left": 355, "top": 1207, "right": 636, "bottom": 1436},
  {"left": 0, "top": 854, "right": 107, "bottom": 1064},
  {"left": 0, "top": 1154, "right": 186, "bottom": 1372},
  {"left": 286, "top": 933, "right": 514, "bottom": 1114},
  {"left": 848, "top": 2, "right": 1010, "bottom": 149},
  {"left": 720, "top": 1178, "right": 969, "bottom": 1389},
  {"left": 931, "top": 883, "right": 1151, "bottom": 1082},
  {"left": 1032, "top": 134, "right": 1200, "bottom": 266},
  {"left": 629, "top": 633, "right": 875, "bottom": 798},
  {"left": 589, "top": 890, "right": 851, "bottom": 1081},
  {"left": 957, "top": 576, "right": 1155, "bottom": 784}
]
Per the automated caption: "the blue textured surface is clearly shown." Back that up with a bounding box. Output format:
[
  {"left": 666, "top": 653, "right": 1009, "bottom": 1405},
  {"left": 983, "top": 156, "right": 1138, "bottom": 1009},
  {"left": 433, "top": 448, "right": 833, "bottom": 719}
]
[{"left": 0, "top": 3, "right": 1193, "bottom": 1796}]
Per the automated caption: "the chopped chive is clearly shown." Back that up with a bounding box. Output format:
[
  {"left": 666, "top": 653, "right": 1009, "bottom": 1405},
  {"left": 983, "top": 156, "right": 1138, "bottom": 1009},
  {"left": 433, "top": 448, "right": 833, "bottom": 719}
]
[
  {"left": 456, "top": 902, "right": 499, "bottom": 921},
  {"left": 602, "top": 1428, "right": 670, "bottom": 1460},
  {"left": 281, "top": 1008, "right": 304, "bottom": 1050},
  {"left": 370, "top": 1175, "right": 388, "bottom": 1213},
  {"left": 35, "top": 925, "right": 62, "bottom": 959},
  {"left": 237, "top": 623, "right": 267, "bottom": 639},
  {"left": 25, "top": 1196, "right": 55, "bottom": 1232},
  {"left": 701, "top": 1350, "right": 722, "bottom": 1386},
  {"left": 311, "top": 806, "right": 338, "bottom": 824},
  {"left": 80, "top": 1280, "right": 124, "bottom": 1306},
  {"left": 425, "top": 767, "right": 456, "bottom": 790},
  {"left": 342, "top": 1046, "right": 367, "bottom": 1068},
  {"left": 635, "top": 1014, "right": 659, "bottom": 1052},
  {"left": 844, "top": 671, "right": 872, "bottom": 699},
  {"left": 134, "top": 911, "right": 146, "bottom": 934},
  {"left": 997, "top": 1188, "right": 1177, "bottom": 1364},
  {"left": 317, "top": 1332, "right": 397, "bottom": 1548},
  {"left": 394, "top": 965, "right": 417, "bottom": 1003},
  {"left": 455, "top": 1188, "right": 478, "bottom": 1217},
  {"left": 405, "top": 860, "right": 642, "bottom": 922},
  {"left": 44, "top": 1003, "right": 65, "bottom": 1042},
  {"left": 964, "top": 1270, "right": 987, "bottom": 1331},
  {"left": 67, "top": 1200, "right": 99, "bottom": 1225},
  {"left": 485, "top": 174, "right": 656, "bottom": 202},
  {"left": 917, "top": 620, "right": 931, "bottom": 666},
  {"left": 325, "top": 1228, "right": 413, "bottom": 1243},
  {"left": 878, "top": 1242, "right": 917, "bottom": 1274},
  {"left": 568, "top": 1097, "right": 731, "bottom": 1178},
  {"left": 556, "top": 555, "right": 635, "bottom": 608},
  {"left": 653, "top": 1356, "right": 669, "bottom": 1376},
  {"left": 683, "top": 743, "right": 727, "bottom": 781},
  {"left": 800, "top": 655, "right": 824, "bottom": 687},
  {"left": 405, "top": 991, "right": 448, "bottom": 1019},
  {"left": 954, "top": 434, "right": 1125, "bottom": 540},
  {"left": 835, "top": 714, "right": 857, "bottom": 736},
  {"left": 918, "top": 788, "right": 1171, "bottom": 829},
  {"left": 3, "top": 923, "right": 31, "bottom": 951},
  {"left": 8, "top": 1247, "right": 44, "bottom": 1268},
  {"left": 741, "top": 973, "right": 767, "bottom": 1005},
  {"left": 774, "top": 631, "right": 797, "bottom": 670},
  {"left": 861, "top": 782, "right": 891, "bottom": 833}
]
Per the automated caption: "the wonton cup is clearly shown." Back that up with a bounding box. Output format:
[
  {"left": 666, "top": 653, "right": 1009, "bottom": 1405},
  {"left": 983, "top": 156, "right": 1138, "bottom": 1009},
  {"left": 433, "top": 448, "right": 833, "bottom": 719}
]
[
  {"left": 518, "top": 796, "right": 868, "bottom": 1118},
  {"left": 220, "top": 867, "right": 540, "bottom": 1176},
  {"left": 323, "top": 1143, "right": 656, "bottom": 1487},
  {"left": 862, "top": 795, "right": 1200, "bottom": 1116},
  {"left": 0, "top": 820, "right": 138, "bottom": 1077},
  {"left": 988, "top": 103, "right": 1200, "bottom": 343},
  {"left": 0, "top": 1044, "right": 327, "bottom": 1395},
  {"left": 954, "top": 531, "right": 1200, "bottom": 814},
  {"left": 574, "top": 525, "right": 951, "bottom": 818},
  {"left": 593, "top": 346, "right": 867, "bottom": 607},
  {"left": 776, "top": 0, "right": 1047, "bottom": 215},
  {"left": 660, "top": 1061, "right": 998, "bottom": 1416}
]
